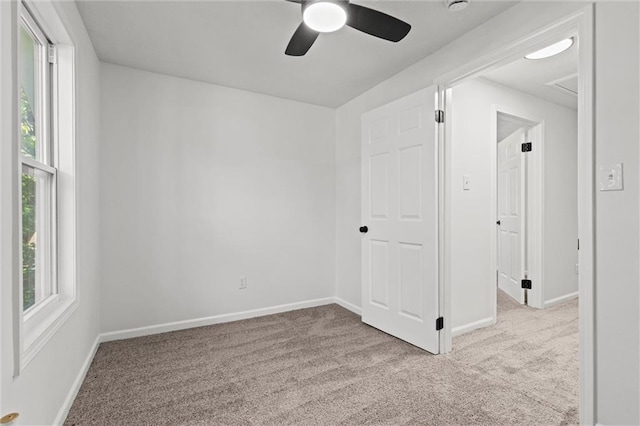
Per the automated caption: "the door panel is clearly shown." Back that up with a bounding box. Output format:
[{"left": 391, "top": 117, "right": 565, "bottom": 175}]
[
  {"left": 399, "top": 243, "right": 423, "bottom": 320},
  {"left": 361, "top": 87, "right": 439, "bottom": 354},
  {"left": 369, "top": 154, "right": 389, "bottom": 218},
  {"left": 398, "top": 146, "right": 422, "bottom": 219},
  {"left": 370, "top": 240, "right": 390, "bottom": 308},
  {"left": 497, "top": 129, "right": 525, "bottom": 304}
]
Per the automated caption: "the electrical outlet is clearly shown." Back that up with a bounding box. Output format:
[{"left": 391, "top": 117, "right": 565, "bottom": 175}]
[
  {"left": 599, "top": 163, "right": 624, "bottom": 191},
  {"left": 575, "top": 264, "right": 579, "bottom": 275},
  {"left": 239, "top": 276, "right": 247, "bottom": 289}
]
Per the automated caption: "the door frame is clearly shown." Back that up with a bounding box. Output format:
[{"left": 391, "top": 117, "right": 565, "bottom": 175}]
[{"left": 435, "top": 5, "right": 594, "bottom": 425}]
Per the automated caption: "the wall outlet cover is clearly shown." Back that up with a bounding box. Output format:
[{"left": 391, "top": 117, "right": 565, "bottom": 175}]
[{"left": 599, "top": 163, "right": 623, "bottom": 191}]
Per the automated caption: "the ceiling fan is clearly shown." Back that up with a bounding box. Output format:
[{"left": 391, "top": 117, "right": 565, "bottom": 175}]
[{"left": 284, "top": 0, "right": 411, "bottom": 56}]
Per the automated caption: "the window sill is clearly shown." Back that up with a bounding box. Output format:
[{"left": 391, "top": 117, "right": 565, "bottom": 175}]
[{"left": 22, "top": 296, "right": 78, "bottom": 370}]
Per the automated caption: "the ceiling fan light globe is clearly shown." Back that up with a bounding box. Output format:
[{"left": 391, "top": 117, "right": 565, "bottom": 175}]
[{"left": 303, "top": 2, "right": 347, "bottom": 33}]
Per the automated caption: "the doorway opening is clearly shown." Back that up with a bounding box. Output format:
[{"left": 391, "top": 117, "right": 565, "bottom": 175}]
[
  {"left": 436, "top": 6, "right": 593, "bottom": 424},
  {"left": 496, "top": 113, "right": 542, "bottom": 308},
  {"left": 445, "top": 37, "right": 580, "bottom": 424}
]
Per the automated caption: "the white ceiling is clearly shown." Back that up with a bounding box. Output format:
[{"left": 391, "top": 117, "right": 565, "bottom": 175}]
[
  {"left": 76, "top": 0, "right": 517, "bottom": 108},
  {"left": 482, "top": 37, "right": 578, "bottom": 110}
]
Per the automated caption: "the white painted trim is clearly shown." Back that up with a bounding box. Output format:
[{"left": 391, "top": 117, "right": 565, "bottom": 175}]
[
  {"left": 53, "top": 334, "right": 100, "bottom": 426},
  {"left": 451, "top": 317, "right": 496, "bottom": 338},
  {"left": 489, "top": 105, "right": 499, "bottom": 332},
  {"left": 576, "top": 8, "right": 595, "bottom": 425},
  {"left": 435, "top": 11, "right": 584, "bottom": 88},
  {"left": 22, "top": 299, "right": 78, "bottom": 368},
  {"left": 437, "top": 86, "right": 450, "bottom": 354},
  {"left": 334, "top": 297, "right": 361, "bottom": 315},
  {"left": 436, "top": 6, "right": 595, "bottom": 425},
  {"left": 527, "top": 122, "right": 545, "bottom": 310},
  {"left": 544, "top": 291, "right": 579, "bottom": 309},
  {"left": 100, "top": 297, "right": 336, "bottom": 342}
]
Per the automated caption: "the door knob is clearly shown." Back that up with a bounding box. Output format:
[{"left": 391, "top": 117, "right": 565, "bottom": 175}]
[
  {"left": 359, "top": 226, "right": 368, "bottom": 233},
  {"left": 0, "top": 413, "right": 19, "bottom": 424},
  {"left": 496, "top": 220, "right": 501, "bottom": 225}
]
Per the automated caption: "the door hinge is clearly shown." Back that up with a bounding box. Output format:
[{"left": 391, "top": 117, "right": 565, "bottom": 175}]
[
  {"left": 48, "top": 45, "right": 57, "bottom": 64},
  {"left": 521, "top": 142, "right": 532, "bottom": 153},
  {"left": 521, "top": 279, "right": 532, "bottom": 289},
  {"left": 435, "top": 110, "right": 445, "bottom": 123},
  {"left": 436, "top": 317, "right": 444, "bottom": 331}
]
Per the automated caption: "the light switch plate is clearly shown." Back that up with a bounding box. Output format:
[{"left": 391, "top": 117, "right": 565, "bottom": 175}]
[
  {"left": 463, "top": 175, "right": 470, "bottom": 191},
  {"left": 599, "top": 163, "right": 624, "bottom": 191}
]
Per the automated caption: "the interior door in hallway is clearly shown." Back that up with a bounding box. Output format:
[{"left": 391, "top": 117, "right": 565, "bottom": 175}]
[
  {"left": 361, "top": 87, "right": 439, "bottom": 354},
  {"left": 497, "top": 129, "right": 525, "bottom": 304}
]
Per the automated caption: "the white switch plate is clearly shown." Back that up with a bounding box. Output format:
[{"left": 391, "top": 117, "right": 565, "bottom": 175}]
[
  {"left": 239, "top": 276, "right": 247, "bottom": 289},
  {"left": 599, "top": 163, "right": 624, "bottom": 191},
  {"left": 463, "top": 175, "right": 470, "bottom": 191}
]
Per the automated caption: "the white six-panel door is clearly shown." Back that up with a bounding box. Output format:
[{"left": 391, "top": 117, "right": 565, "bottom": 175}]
[
  {"left": 361, "top": 87, "right": 439, "bottom": 354},
  {"left": 497, "top": 129, "right": 525, "bottom": 304}
]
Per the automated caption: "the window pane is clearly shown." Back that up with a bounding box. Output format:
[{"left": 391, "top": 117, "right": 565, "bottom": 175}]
[
  {"left": 19, "top": 23, "right": 41, "bottom": 161},
  {"left": 22, "top": 165, "right": 53, "bottom": 311}
]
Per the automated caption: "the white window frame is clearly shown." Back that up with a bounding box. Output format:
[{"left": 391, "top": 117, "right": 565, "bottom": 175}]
[
  {"left": 19, "top": 3, "right": 58, "bottom": 318},
  {"left": 17, "top": 0, "right": 77, "bottom": 370}
]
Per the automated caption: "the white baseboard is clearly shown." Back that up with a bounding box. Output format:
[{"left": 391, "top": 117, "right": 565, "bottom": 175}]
[
  {"left": 53, "top": 334, "right": 101, "bottom": 425},
  {"left": 334, "top": 297, "right": 362, "bottom": 315},
  {"left": 451, "top": 316, "right": 495, "bottom": 337},
  {"left": 100, "top": 297, "right": 336, "bottom": 343},
  {"left": 544, "top": 291, "right": 579, "bottom": 308}
]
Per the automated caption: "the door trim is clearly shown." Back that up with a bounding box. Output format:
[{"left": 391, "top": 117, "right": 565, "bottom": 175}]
[{"left": 435, "top": 6, "right": 595, "bottom": 425}]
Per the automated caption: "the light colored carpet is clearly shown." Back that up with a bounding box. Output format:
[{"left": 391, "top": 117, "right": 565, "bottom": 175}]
[{"left": 66, "top": 293, "right": 578, "bottom": 425}]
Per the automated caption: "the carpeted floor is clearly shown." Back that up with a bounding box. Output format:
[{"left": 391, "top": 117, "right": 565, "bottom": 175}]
[{"left": 65, "top": 292, "right": 578, "bottom": 425}]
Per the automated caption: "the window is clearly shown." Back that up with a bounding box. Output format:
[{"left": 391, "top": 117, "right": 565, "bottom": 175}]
[
  {"left": 19, "top": 5, "right": 56, "bottom": 314},
  {"left": 17, "top": 0, "right": 77, "bottom": 369}
]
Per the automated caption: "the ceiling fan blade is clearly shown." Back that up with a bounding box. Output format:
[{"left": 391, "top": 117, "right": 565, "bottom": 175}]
[
  {"left": 284, "top": 0, "right": 302, "bottom": 2},
  {"left": 346, "top": 3, "right": 411, "bottom": 42},
  {"left": 285, "top": 23, "right": 319, "bottom": 56}
]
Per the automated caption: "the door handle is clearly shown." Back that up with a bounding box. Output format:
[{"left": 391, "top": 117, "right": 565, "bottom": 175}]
[
  {"left": 359, "top": 226, "right": 368, "bottom": 233},
  {"left": 496, "top": 220, "right": 501, "bottom": 225},
  {"left": 0, "top": 413, "right": 19, "bottom": 424}
]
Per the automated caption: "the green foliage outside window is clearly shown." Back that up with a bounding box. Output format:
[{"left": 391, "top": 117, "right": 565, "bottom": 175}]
[{"left": 21, "top": 87, "right": 37, "bottom": 310}]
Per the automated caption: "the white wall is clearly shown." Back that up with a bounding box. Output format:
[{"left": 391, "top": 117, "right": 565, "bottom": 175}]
[
  {"left": 595, "top": 3, "right": 640, "bottom": 424},
  {"left": 449, "top": 79, "right": 578, "bottom": 332},
  {"left": 100, "top": 64, "right": 336, "bottom": 333},
  {"left": 0, "top": 1, "right": 101, "bottom": 425},
  {"left": 335, "top": 2, "right": 639, "bottom": 424}
]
